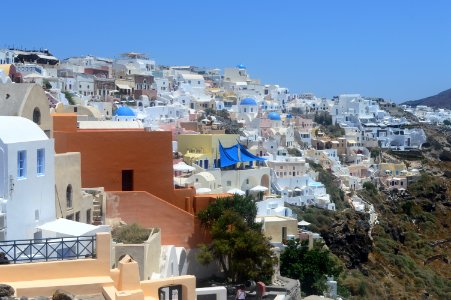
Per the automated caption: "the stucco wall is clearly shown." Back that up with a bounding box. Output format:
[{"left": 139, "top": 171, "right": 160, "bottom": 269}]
[
  {"left": 52, "top": 114, "right": 195, "bottom": 209},
  {"left": 113, "top": 228, "right": 162, "bottom": 280},
  {"left": 20, "top": 85, "right": 53, "bottom": 137},
  {"left": 5, "top": 139, "right": 56, "bottom": 240},
  {"left": 105, "top": 191, "right": 208, "bottom": 249},
  {"left": 261, "top": 217, "right": 298, "bottom": 243},
  {"left": 55, "top": 152, "right": 94, "bottom": 223}
]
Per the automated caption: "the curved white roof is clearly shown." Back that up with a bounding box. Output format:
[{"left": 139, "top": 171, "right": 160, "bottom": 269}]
[{"left": 0, "top": 116, "right": 48, "bottom": 144}]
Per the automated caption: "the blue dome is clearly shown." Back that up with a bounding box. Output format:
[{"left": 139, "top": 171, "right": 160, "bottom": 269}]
[
  {"left": 115, "top": 106, "right": 136, "bottom": 117},
  {"left": 268, "top": 112, "right": 281, "bottom": 121},
  {"left": 236, "top": 64, "right": 246, "bottom": 69},
  {"left": 240, "top": 98, "right": 257, "bottom": 106}
]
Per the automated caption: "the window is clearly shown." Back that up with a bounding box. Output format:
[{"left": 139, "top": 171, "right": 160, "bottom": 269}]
[
  {"left": 17, "top": 150, "right": 27, "bottom": 178},
  {"left": 227, "top": 181, "right": 231, "bottom": 186},
  {"left": 37, "top": 148, "right": 45, "bottom": 175},
  {"left": 75, "top": 211, "right": 80, "bottom": 222},
  {"left": 66, "top": 184, "right": 73, "bottom": 208},
  {"left": 33, "top": 107, "right": 41, "bottom": 125}
]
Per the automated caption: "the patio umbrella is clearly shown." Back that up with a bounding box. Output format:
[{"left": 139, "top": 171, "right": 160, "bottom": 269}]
[
  {"left": 173, "top": 162, "right": 195, "bottom": 172},
  {"left": 227, "top": 188, "right": 245, "bottom": 195},
  {"left": 250, "top": 185, "right": 269, "bottom": 192},
  {"left": 196, "top": 187, "right": 212, "bottom": 194},
  {"left": 298, "top": 220, "right": 311, "bottom": 226}
]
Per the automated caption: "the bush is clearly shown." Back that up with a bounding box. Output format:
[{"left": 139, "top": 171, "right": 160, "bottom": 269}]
[
  {"left": 64, "top": 91, "right": 76, "bottom": 105},
  {"left": 112, "top": 223, "right": 151, "bottom": 244},
  {"left": 363, "top": 182, "right": 377, "bottom": 193},
  {"left": 439, "top": 150, "right": 451, "bottom": 161}
]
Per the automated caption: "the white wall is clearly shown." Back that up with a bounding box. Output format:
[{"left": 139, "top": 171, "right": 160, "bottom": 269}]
[{"left": 4, "top": 139, "right": 56, "bottom": 240}]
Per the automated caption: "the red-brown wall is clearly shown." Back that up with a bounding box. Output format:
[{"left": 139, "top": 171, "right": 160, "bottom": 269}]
[
  {"left": 52, "top": 114, "right": 195, "bottom": 208},
  {"left": 106, "top": 191, "right": 209, "bottom": 248}
]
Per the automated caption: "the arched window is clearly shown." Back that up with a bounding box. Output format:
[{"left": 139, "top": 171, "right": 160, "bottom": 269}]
[
  {"left": 33, "top": 107, "right": 41, "bottom": 125},
  {"left": 66, "top": 184, "right": 73, "bottom": 208}
]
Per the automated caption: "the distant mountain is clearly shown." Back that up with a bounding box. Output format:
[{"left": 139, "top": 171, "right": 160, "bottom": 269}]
[{"left": 402, "top": 88, "right": 451, "bottom": 109}]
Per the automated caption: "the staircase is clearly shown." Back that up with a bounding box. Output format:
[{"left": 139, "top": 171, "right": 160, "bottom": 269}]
[
  {"left": 82, "top": 190, "right": 104, "bottom": 225},
  {"left": 92, "top": 197, "right": 103, "bottom": 225}
]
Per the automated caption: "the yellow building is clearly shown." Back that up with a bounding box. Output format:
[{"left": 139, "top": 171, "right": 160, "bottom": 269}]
[
  {"left": 256, "top": 216, "right": 298, "bottom": 243},
  {"left": 177, "top": 134, "right": 239, "bottom": 169}
]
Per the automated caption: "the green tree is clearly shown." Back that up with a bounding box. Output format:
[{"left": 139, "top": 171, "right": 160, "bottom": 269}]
[
  {"left": 280, "top": 239, "right": 342, "bottom": 296},
  {"left": 43, "top": 79, "right": 52, "bottom": 90},
  {"left": 443, "top": 119, "right": 451, "bottom": 126},
  {"left": 64, "top": 91, "right": 76, "bottom": 105},
  {"left": 370, "top": 148, "right": 381, "bottom": 159},
  {"left": 197, "top": 195, "right": 276, "bottom": 283},
  {"left": 363, "top": 181, "right": 377, "bottom": 193}
]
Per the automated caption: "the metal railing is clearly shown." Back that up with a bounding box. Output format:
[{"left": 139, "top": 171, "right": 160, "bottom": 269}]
[{"left": 0, "top": 235, "right": 96, "bottom": 264}]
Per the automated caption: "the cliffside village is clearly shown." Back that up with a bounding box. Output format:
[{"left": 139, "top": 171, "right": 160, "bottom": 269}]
[{"left": 0, "top": 48, "right": 433, "bottom": 299}]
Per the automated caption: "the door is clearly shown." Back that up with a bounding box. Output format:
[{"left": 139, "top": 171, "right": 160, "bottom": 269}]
[
  {"left": 122, "top": 170, "right": 134, "bottom": 191},
  {"left": 158, "top": 285, "right": 182, "bottom": 300}
]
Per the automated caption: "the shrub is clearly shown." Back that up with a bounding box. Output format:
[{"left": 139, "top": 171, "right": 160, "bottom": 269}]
[
  {"left": 439, "top": 150, "right": 451, "bottom": 161},
  {"left": 112, "top": 223, "right": 151, "bottom": 244},
  {"left": 363, "top": 182, "right": 377, "bottom": 193}
]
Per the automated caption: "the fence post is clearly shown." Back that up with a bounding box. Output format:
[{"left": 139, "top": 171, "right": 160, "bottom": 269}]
[{"left": 13, "top": 240, "right": 16, "bottom": 264}]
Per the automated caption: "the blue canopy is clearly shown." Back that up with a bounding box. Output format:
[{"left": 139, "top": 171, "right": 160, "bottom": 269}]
[
  {"left": 239, "top": 143, "right": 266, "bottom": 162},
  {"left": 219, "top": 141, "right": 266, "bottom": 168},
  {"left": 219, "top": 142, "right": 239, "bottom": 167}
]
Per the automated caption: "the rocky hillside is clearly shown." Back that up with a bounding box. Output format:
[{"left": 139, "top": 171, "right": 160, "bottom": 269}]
[
  {"left": 402, "top": 88, "right": 451, "bottom": 109},
  {"left": 290, "top": 124, "right": 451, "bottom": 299}
]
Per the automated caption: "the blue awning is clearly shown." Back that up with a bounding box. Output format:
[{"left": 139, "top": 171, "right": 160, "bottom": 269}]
[
  {"left": 219, "top": 141, "right": 239, "bottom": 167},
  {"left": 219, "top": 141, "right": 266, "bottom": 168},
  {"left": 239, "top": 143, "right": 266, "bottom": 162}
]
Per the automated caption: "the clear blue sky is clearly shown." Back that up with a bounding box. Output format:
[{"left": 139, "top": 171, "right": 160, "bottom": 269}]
[{"left": 3, "top": 0, "right": 451, "bottom": 102}]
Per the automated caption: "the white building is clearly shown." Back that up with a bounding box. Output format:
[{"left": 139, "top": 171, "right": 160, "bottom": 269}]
[
  {"left": 0, "top": 49, "right": 14, "bottom": 64},
  {"left": 0, "top": 117, "right": 56, "bottom": 241},
  {"left": 0, "top": 70, "right": 11, "bottom": 84},
  {"left": 113, "top": 53, "right": 155, "bottom": 77},
  {"left": 236, "top": 97, "right": 259, "bottom": 123},
  {"left": 114, "top": 106, "right": 137, "bottom": 122},
  {"left": 143, "top": 104, "right": 188, "bottom": 125},
  {"left": 76, "top": 74, "right": 95, "bottom": 97}
]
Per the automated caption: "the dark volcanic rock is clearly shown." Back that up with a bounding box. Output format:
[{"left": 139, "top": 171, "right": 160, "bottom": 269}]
[
  {"left": 52, "top": 289, "right": 74, "bottom": 300},
  {"left": 0, "top": 253, "right": 10, "bottom": 265},
  {"left": 320, "top": 211, "right": 372, "bottom": 269},
  {"left": 0, "top": 284, "right": 14, "bottom": 297}
]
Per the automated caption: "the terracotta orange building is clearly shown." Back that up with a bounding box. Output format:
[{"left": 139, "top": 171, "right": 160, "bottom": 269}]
[
  {"left": 53, "top": 113, "right": 195, "bottom": 209},
  {"left": 52, "top": 114, "right": 225, "bottom": 248}
]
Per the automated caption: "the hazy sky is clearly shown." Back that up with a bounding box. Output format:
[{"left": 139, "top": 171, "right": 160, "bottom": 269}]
[{"left": 3, "top": 0, "right": 451, "bottom": 102}]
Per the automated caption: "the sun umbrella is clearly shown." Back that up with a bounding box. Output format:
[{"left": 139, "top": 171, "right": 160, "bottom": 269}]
[
  {"left": 227, "top": 188, "right": 245, "bottom": 195},
  {"left": 298, "top": 220, "right": 311, "bottom": 226},
  {"left": 250, "top": 185, "right": 269, "bottom": 192},
  {"left": 173, "top": 162, "right": 195, "bottom": 172}
]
